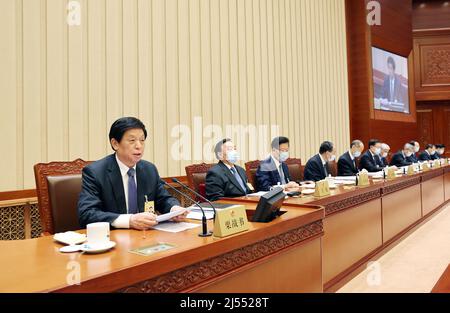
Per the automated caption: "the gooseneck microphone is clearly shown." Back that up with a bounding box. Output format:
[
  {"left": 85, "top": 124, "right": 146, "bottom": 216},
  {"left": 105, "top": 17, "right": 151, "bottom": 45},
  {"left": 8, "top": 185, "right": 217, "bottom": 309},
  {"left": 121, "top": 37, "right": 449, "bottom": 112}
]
[
  {"left": 171, "top": 178, "right": 217, "bottom": 221},
  {"left": 161, "top": 180, "right": 212, "bottom": 237}
]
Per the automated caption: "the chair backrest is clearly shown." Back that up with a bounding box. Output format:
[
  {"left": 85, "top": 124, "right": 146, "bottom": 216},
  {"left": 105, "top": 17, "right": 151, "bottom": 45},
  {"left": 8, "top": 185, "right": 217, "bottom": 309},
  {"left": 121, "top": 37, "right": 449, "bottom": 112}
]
[
  {"left": 284, "top": 158, "right": 303, "bottom": 182},
  {"left": 34, "top": 159, "right": 91, "bottom": 235},
  {"left": 244, "top": 160, "right": 261, "bottom": 189},
  {"left": 328, "top": 160, "right": 338, "bottom": 177},
  {"left": 185, "top": 163, "right": 215, "bottom": 200}
]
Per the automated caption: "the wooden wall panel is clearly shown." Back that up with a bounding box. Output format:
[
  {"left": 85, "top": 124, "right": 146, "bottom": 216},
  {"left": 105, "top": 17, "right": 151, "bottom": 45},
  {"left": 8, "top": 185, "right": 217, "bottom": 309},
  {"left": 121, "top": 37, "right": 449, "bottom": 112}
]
[{"left": 0, "top": 0, "right": 350, "bottom": 191}]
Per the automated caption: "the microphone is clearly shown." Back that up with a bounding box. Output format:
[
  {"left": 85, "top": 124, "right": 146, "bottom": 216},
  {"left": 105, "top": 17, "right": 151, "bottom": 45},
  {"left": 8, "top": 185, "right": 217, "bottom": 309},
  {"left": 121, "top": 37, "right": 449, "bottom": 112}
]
[
  {"left": 161, "top": 180, "right": 212, "bottom": 237},
  {"left": 171, "top": 178, "right": 217, "bottom": 221}
]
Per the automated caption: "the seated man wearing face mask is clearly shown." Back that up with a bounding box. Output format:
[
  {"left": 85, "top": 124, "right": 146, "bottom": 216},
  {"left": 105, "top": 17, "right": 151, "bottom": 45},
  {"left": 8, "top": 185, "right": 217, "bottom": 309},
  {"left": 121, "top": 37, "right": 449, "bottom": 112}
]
[
  {"left": 418, "top": 144, "right": 436, "bottom": 161},
  {"left": 380, "top": 143, "right": 391, "bottom": 167},
  {"left": 337, "top": 140, "right": 364, "bottom": 176},
  {"left": 205, "top": 138, "right": 252, "bottom": 201},
  {"left": 408, "top": 141, "right": 420, "bottom": 163},
  {"left": 304, "top": 141, "right": 336, "bottom": 182},
  {"left": 435, "top": 144, "right": 446, "bottom": 159},
  {"left": 389, "top": 143, "right": 414, "bottom": 167},
  {"left": 359, "top": 139, "right": 385, "bottom": 172},
  {"left": 255, "top": 136, "right": 301, "bottom": 191}
]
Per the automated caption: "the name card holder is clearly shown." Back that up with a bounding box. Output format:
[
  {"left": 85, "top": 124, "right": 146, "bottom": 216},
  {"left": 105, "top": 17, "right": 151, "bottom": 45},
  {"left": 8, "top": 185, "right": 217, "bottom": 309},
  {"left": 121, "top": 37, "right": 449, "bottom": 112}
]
[
  {"left": 386, "top": 167, "right": 396, "bottom": 180},
  {"left": 422, "top": 162, "right": 430, "bottom": 172},
  {"left": 213, "top": 205, "right": 249, "bottom": 238},
  {"left": 434, "top": 160, "right": 441, "bottom": 168},
  {"left": 314, "top": 180, "right": 331, "bottom": 197},
  {"left": 357, "top": 172, "right": 370, "bottom": 186},
  {"left": 407, "top": 165, "right": 415, "bottom": 176}
]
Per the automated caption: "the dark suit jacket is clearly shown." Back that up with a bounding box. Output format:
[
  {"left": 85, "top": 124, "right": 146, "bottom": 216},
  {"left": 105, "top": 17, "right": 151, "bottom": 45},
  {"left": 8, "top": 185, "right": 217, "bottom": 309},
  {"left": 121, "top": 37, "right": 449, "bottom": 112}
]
[
  {"left": 337, "top": 151, "right": 358, "bottom": 176},
  {"left": 77, "top": 154, "right": 179, "bottom": 228},
  {"left": 418, "top": 150, "right": 432, "bottom": 161},
  {"left": 408, "top": 153, "right": 418, "bottom": 163},
  {"left": 380, "top": 157, "right": 389, "bottom": 167},
  {"left": 205, "top": 161, "right": 252, "bottom": 201},
  {"left": 255, "top": 156, "right": 291, "bottom": 191},
  {"left": 389, "top": 151, "right": 412, "bottom": 167},
  {"left": 432, "top": 152, "right": 441, "bottom": 160},
  {"left": 382, "top": 75, "right": 406, "bottom": 104},
  {"left": 359, "top": 150, "right": 384, "bottom": 172},
  {"left": 304, "top": 154, "right": 330, "bottom": 182}
]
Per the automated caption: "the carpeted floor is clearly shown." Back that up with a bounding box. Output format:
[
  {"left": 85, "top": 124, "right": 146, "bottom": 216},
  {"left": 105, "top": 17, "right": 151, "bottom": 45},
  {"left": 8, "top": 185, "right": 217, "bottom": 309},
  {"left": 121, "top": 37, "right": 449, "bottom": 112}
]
[{"left": 338, "top": 205, "right": 450, "bottom": 293}]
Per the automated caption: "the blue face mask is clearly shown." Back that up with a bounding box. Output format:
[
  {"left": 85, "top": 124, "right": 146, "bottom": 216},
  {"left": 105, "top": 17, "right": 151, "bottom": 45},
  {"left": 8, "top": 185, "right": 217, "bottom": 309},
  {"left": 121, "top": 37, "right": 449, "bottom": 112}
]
[
  {"left": 226, "top": 150, "right": 239, "bottom": 164},
  {"left": 353, "top": 150, "right": 361, "bottom": 158},
  {"left": 279, "top": 151, "right": 289, "bottom": 162}
]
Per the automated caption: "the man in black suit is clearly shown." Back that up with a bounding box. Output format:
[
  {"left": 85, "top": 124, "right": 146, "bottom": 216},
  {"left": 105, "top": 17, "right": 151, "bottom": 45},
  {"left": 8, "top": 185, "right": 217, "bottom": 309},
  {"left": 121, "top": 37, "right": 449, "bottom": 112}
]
[
  {"left": 304, "top": 141, "right": 336, "bottom": 182},
  {"left": 359, "top": 139, "right": 385, "bottom": 172},
  {"left": 418, "top": 144, "right": 436, "bottom": 161},
  {"left": 205, "top": 138, "right": 252, "bottom": 201},
  {"left": 381, "top": 56, "right": 407, "bottom": 107},
  {"left": 337, "top": 140, "right": 364, "bottom": 176},
  {"left": 435, "top": 144, "right": 446, "bottom": 159},
  {"left": 380, "top": 143, "right": 391, "bottom": 167},
  {"left": 389, "top": 143, "right": 414, "bottom": 167},
  {"left": 255, "top": 136, "right": 301, "bottom": 191},
  {"left": 407, "top": 141, "right": 420, "bottom": 163},
  {"left": 78, "top": 117, "right": 187, "bottom": 230}
]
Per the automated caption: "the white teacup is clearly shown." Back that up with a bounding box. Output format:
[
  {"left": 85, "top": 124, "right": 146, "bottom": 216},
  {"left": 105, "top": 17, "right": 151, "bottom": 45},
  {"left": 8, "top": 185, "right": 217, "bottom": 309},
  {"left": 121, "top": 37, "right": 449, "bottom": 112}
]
[{"left": 86, "top": 222, "right": 110, "bottom": 246}]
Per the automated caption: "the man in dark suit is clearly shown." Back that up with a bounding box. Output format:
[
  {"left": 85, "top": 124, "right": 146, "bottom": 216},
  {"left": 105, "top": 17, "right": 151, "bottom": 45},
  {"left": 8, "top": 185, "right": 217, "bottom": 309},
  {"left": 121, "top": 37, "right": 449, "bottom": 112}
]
[
  {"left": 381, "top": 56, "right": 407, "bottom": 106},
  {"left": 255, "top": 136, "right": 300, "bottom": 191},
  {"left": 389, "top": 143, "right": 414, "bottom": 167},
  {"left": 380, "top": 143, "right": 391, "bottom": 167},
  {"left": 359, "top": 139, "right": 385, "bottom": 172},
  {"left": 418, "top": 144, "right": 436, "bottom": 161},
  {"left": 205, "top": 138, "right": 252, "bottom": 201},
  {"left": 78, "top": 117, "right": 187, "bottom": 229},
  {"left": 304, "top": 141, "right": 336, "bottom": 182},
  {"left": 337, "top": 140, "right": 364, "bottom": 176},
  {"left": 435, "top": 144, "right": 446, "bottom": 159},
  {"left": 407, "top": 141, "right": 420, "bottom": 163}
]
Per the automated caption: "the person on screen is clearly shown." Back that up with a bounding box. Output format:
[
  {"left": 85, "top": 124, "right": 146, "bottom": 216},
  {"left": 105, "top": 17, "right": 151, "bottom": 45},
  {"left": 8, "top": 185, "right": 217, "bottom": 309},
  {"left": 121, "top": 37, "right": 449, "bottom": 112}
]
[
  {"left": 337, "top": 140, "right": 364, "bottom": 177},
  {"left": 380, "top": 143, "right": 391, "bottom": 167},
  {"left": 381, "top": 56, "right": 406, "bottom": 106},
  {"left": 418, "top": 144, "right": 436, "bottom": 161},
  {"left": 389, "top": 143, "right": 414, "bottom": 167},
  {"left": 304, "top": 141, "right": 336, "bottom": 182},
  {"left": 435, "top": 144, "right": 446, "bottom": 159},
  {"left": 205, "top": 138, "right": 252, "bottom": 201},
  {"left": 255, "top": 136, "right": 301, "bottom": 192},
  {"left": 408, "top": 141, "right": 420, "bottom": 163},
  {"left": 359, "top": 139, "right": 385, "bottom": 172},
  {"left": 78, "top": 117, "right": 187, "bottom": 230}
]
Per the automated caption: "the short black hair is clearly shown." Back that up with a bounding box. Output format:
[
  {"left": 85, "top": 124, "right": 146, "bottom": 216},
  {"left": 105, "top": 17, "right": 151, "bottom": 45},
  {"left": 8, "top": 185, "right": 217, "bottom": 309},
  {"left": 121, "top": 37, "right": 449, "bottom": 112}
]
[
  {"left": 409, "top": 141, "right": 418, "bottom": 147},
  {"left": 319, "top": 141, "right": 334, "bottom": 154},
  {"left": 368, "top": 139, "right": 380, "bottom": 148},
  {"left": 387, "top": 56, "right": 396, "bottom": 70},
  {"left": 271, "top": 136, "right": 290, "bottom": 150},
  {"left": 426, "top": 144, "right": 435, "bottom": 149},
  {"left": 109, "top": 117, "right": 147, "bottom": 150},
  {"left": 214, "top": 138, "right": 232, "bottom": 159},
  {"left": 436, "top": 144, "right": 446, "bottom": 149}
]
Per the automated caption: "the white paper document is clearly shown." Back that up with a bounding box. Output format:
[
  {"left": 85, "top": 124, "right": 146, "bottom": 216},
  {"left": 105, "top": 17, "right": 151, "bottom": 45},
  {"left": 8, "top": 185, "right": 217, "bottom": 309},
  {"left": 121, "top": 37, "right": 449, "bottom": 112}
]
[
  {"left": 246, "top": 191, "right": 268, "bottom": 197},
  {"left": 156, "top": 208, "right": 188, "bottom": 222},
  {"left": 186, "top": 211, "right": 215, "bottom": 220},
  {"left": 152, "top": 222, "right": 201, "bottom": 233}
]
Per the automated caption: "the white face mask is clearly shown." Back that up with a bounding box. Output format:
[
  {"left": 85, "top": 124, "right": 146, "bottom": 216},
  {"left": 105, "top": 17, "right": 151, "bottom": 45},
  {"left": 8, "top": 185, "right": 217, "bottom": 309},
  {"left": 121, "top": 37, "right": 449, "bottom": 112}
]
[
  {"left": 279, "top": 151, "right": 289, "bottom": 162},
  {"left": 353, "top": 150, "right": 361, "bottom": 158},
  {"left": 439, "top": 149, "right": 445, "bottom": 155},
  {"left": 374, "top": 147, "right": 381, "bottom": 155},
  {"left": 414, "top": 146, "right": 420, "bottom": 153},
  {"left": 226, "top": 150, "right": 239, "bottom": 164},
  {"left": 381, "top": 152, "right": 388, "bottom": 158},
  {"left": 431, "top": 150, "right": 436, "bottom": 155},
  {"left": 405, "top": 151, "right": 413, "bottom": 157}
]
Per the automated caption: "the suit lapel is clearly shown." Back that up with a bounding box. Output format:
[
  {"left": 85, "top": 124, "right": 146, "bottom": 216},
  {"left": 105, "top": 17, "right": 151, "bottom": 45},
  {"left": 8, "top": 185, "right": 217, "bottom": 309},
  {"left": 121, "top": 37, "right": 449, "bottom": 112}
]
[
  {"left": 220, "top": 162, "right": 246, "bottom": 193},
  {"left": 269, "top": 157, "right": 282, "bottom": 183},
  {"left": 107, "top": 156, "right": 127, "bottom": 214}
]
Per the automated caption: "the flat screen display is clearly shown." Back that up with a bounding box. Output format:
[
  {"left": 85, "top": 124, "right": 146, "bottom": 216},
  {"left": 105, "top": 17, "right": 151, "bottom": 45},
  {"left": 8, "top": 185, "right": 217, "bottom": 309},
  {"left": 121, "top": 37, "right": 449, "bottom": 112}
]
[{"left": 372, "top": 47, "right": 409, "bottom": 114}]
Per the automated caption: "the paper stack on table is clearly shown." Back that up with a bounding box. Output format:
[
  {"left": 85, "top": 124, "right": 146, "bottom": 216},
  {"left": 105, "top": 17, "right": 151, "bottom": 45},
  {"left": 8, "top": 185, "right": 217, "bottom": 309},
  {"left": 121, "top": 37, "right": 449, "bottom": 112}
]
[{"left": 152, "top": 222, "right": 200, "bottom": 233}]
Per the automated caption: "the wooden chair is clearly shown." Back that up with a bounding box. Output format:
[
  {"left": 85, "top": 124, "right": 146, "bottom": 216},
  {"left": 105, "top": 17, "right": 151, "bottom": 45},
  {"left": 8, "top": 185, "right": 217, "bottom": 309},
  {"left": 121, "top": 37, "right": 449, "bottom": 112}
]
[
  {"left": 34, "top": 159, "right": 91, "bottom": 235},
  {"left": 328, "top": 160, "right": 338, "bottom": 177},
  {"left": 185, "top": 163, "right": 215, "bottom": 201},
  {"left": 284, "top": 158, "right": 303, "bottom": 182},
  {"left": 244, "top": 160, "right": 261, "bottom": 190}
]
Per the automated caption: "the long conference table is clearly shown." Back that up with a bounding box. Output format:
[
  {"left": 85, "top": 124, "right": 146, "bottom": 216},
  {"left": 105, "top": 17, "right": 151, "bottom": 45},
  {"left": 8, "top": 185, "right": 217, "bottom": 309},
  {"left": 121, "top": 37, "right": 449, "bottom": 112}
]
[{"left": 0, "top": 164, "right": 449, "bottom": 293}]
